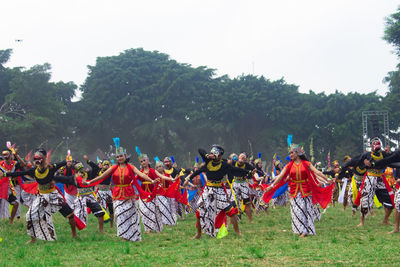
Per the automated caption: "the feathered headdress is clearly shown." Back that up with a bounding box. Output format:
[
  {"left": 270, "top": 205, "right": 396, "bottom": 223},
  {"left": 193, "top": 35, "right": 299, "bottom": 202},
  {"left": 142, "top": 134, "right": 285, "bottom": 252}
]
[{"left": 289, "top": 143, "right": 304, "bottom": 156}]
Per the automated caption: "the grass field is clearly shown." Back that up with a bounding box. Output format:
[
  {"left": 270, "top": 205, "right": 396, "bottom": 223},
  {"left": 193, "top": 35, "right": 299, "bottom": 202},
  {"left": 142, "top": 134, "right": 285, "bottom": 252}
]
[{"left": 1, "top": 204, "right": 400, "bottom": 266}]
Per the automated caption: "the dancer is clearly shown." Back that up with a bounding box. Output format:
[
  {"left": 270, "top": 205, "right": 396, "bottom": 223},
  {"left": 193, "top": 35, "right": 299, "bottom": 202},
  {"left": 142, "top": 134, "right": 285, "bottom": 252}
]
[
  {"left": 86, "top": 157, "right": 114, "bottom": 228},
  {"left": 184, "top": 145, "right": 255, "bottom": 239},
  {"left": 265, "top": 144, "right": 332, "bottom": 237},
  {"left": 0, "top": 148, "right": 77, "bottom": 243},
  {"left": 253, "top": 157, "right": 268, "bottom": 214},
  {"left": 155, "top": 161, "right": 178, "bottom": 226},
  {"left": 57, "top": 152, "right": 77, "bottom": 208},
  {"left": 72, "top": 162, "right": 106, "bottom": 233},
  {"left": 354, "top": 138, "right": 393, "bottom": 227},
  {"left": 367, "top": 148, "right": 400, "bottom": 233},
  {"left": 85, "top": 147, "right": 156, "bottom": 241},
  {"left": 137, "top": 154, "right": 174, "bottom": 233},
  {"left": 232, "top": 153, "right": 256, "bottom": 222},
  {"left": 0, "top": 148, "right": 24, "bottom": 224}
]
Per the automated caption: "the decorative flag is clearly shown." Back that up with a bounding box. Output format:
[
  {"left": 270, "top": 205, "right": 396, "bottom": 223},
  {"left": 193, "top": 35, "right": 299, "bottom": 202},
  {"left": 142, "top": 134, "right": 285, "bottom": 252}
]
[
  {"left": 216, "top": 223, "right": 228, "bottom": 239},
  {"left": 112, "top": 138, "right": 120, "bottom": 149},
  {"left": 171, "top": 156, "right": 175, "bottom": 164}
]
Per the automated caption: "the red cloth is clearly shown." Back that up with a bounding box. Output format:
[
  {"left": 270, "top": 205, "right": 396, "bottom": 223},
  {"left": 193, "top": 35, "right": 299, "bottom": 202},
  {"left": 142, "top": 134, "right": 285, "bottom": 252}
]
[
  {"left": 0, "top": 177, "right": 9, "bottom": 199},
  {"left": 382, "top": 174, "right": 395, "bottom": 207},
  {"left": 288, "top": 161, "right": 312, "bottom": 198},
  {"left": 17, "top": 177, "right": 38, "bottom": 194},
  {"left": 262, "top": 160, "right": 334, "bottom": 209}
]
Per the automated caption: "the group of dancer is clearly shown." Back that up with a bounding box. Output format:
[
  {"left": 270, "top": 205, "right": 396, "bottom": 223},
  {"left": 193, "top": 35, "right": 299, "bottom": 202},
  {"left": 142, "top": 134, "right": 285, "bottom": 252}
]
[{"left": 0, "top": 137, "right": 399, "bottom": 243}]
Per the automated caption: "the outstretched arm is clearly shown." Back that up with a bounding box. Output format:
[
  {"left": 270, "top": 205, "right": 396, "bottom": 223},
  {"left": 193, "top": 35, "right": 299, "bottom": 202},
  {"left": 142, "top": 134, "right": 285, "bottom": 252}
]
[
  {"left": 155, "top": 170, "right": 175, "bottom": 181},
  {"left": 87, "top": 167, "right": 113, "bottom": 185},
  {"left": 309, "top": 164, "right": 331, "bottom": 184},
  {"left": 132, "top": 165, "right": 157, "bottom": 183}
]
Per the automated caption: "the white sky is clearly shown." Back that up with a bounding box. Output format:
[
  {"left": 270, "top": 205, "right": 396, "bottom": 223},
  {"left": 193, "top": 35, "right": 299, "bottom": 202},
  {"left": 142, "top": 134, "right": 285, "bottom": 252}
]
[{"left": 1, "top": 0, "right": 399, "bottom": 97}]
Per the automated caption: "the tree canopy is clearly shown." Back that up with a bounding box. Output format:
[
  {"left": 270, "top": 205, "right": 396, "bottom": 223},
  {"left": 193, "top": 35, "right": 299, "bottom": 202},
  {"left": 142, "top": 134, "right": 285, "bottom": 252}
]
[{"left": 1, "top": 5, "right": 400, "bottom": 165}]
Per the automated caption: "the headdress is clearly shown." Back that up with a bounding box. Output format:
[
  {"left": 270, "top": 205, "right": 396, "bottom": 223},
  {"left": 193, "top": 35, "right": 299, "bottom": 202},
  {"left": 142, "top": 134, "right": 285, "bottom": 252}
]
[
  {"left": 210, "top": 144, "right": 224, "bottom": 156},
  {"left": 289, "top": 143, "right": 304, "bottom": 156}
]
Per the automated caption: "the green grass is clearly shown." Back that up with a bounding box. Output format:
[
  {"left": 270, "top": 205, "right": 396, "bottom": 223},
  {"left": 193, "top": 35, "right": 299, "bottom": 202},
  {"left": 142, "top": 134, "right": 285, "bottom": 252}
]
[{"left": 1, "top": 204, "right": 400, "bottom": 266}]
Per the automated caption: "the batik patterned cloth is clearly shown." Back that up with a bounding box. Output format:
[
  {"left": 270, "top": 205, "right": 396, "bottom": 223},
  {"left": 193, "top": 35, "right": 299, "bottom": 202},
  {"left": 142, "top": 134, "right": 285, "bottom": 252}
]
[
  {"left": 232, "top": 181, "right": 250, "bottom": 206},
  {"left": 73, "top": 192, "right": 105, "bottom": 226},
  {"left": 114, "top": 199, "right": 141, "bottom": 241},
  {"left": 26, "top": 190, "right": 73, "bottom": 241},
  {"left": 197, "top": 186, "right": 234, "bottom": 237},
  {"left": 139, "top": 198, "right": 163, "bottom": 232},
  {"left": 290, "top": 192, "right": 315, "bottom": 235}
]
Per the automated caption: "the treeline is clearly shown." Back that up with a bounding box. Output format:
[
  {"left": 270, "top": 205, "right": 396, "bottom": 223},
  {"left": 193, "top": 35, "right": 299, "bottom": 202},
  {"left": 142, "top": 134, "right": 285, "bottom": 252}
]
[{"left": 1, "top": 5, "right": 400, "bottom": 166}]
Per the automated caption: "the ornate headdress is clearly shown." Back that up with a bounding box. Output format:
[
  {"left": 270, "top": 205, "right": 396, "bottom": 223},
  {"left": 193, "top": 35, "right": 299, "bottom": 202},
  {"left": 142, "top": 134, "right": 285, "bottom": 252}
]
[
  {"left": 210, "top": 144, "right": 224, "bottom": 156},
  {"left": 289, "top": 143, "right": 305, "bottom": 156}
]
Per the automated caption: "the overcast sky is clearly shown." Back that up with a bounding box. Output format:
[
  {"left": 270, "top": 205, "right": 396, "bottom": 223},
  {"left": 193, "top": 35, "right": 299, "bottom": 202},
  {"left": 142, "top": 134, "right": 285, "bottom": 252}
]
[{"left": 2, "top": 0, "right": 399, "bottom": 97}]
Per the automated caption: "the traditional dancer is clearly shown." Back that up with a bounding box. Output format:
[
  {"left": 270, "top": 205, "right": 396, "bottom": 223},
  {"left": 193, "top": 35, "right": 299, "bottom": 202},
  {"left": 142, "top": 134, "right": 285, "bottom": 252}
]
[
  {"left": 0, "top": 148, "right": 77, "bottom": 243},
  {"left": 184, "top": 145, "right": 254, "bottom": 238},
  {"left": 72, "top": 162, "right": 106, "bottom": 233},
  {"left": 231, "top": 153, "right": 256, "bottom": 222},
  {"left": 57, "top": 152, "right": 77, "bottom": 208},
  {"left": 354, "top": 138, "right": 394, "bottom": 227},
  {"left": 368, "top": 148, "right": 400, "bottom": 233},
  {"left": 163, "top": 157, "right": 180, "bottom": 221},
  {"left": 336, "top": 156, "right": 353, "bottom": 211},
  {"left": 253, "top": 157, "right": 269, "bottom": 214},
  {"left": 86, "top": 156, "right": 114, "bottom": 228},
  {"left": 265, "top": 144, "right": 333, "bottom": 237},
  {"left": 137, "top": 154, "right": 174, "bottom": 233},
  {"left": 342, "top": 155, "right": 366, "bottom": 216},
  {"left": 0, "top": 148, "right": 24, "bottom": 224},
  {"left": 85, "top": 146, "right": 156, "bottom": 242},
  {"left": 155, "top": 160, "right": 178, "bottom": 226}
]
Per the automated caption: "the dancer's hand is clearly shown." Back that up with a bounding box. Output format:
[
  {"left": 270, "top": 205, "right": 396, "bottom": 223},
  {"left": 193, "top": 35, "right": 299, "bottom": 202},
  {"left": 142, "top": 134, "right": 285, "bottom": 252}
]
[
  {"left": 364, "top": 159, "right": 371, "bottom": 167},
  {"left": 0, "top": 170, "right": 3, "bottom": 178},
  {"left": 83, "top": 180, "right": 91, "bottom": 185},
  {"left": 183, "top": 180, "right": 188, "bottom": 187},
  {"left": 265, "top": 185, "right": 273, "bottom": 192}
]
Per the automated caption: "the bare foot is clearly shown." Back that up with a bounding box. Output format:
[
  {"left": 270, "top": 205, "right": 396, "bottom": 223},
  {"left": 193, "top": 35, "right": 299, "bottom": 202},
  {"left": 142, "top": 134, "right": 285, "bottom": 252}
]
[
  {"left": 8, "top": 220, "right": 14, "bottom": 225},
  {"left": 26, "top": 239, "right": 36, "bottom": 244},
  {"left": 357, "top": 223, "right": 364, "bottom": 227},
  {"left": 236, "top": 232, "right": 242, "bottom": 236},
  {"left": 382, "top": 221, "right": 393, "bottom": 226},
  {"left": 299, "top": 233, "right": 307, "bottom": 238},
  {"left": 192, "top": 234, "right": 201, "bottom": 239},
  {"left": 72, "top": 234, "right": 77, "bottom": 239},
  {"left": 145, "top": 231, "right": 151, "bottom": 234},
  {"left": 352, "top": 211, "right": 356, "bottom": 216},
  {"left": 99, "top": 230, "right": 105, "bottom": 234},
  {"left": 388, "top": 229, "right": 399, "bottom": 234}
]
